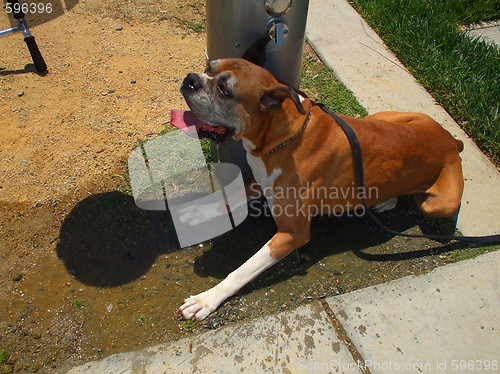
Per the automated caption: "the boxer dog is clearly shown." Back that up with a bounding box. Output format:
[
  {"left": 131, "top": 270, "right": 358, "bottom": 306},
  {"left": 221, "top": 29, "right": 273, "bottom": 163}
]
[{"left": 175, "top": 58, "right": 464, "bottom": 320}]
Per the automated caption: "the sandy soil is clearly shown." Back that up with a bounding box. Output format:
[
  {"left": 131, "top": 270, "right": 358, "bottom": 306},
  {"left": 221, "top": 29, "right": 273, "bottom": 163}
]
[{"left": 1, "top": 0, "right": 206, "bottom": 371}]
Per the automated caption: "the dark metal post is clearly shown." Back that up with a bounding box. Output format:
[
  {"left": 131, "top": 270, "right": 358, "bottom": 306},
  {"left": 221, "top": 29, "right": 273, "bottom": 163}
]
[{"left": 206, "top": 0, "right": 309, "bottom": 183}]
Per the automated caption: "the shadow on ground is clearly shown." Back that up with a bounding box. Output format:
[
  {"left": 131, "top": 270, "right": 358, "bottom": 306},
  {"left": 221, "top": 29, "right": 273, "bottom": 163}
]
[
  {"left": 189, "top": 196, "right": 465, "bottom": 291},
  {"left": 4, "top": 0, "right": 79, "bottom": 28},
  {"left": 55, "top": 191, "right": 179, "bottom": 287}
]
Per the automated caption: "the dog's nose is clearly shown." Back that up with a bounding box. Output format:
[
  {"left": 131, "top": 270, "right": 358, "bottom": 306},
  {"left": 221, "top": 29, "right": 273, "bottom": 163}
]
[{"left": 182, "top": 73, "right": 203, "bottom": 91}]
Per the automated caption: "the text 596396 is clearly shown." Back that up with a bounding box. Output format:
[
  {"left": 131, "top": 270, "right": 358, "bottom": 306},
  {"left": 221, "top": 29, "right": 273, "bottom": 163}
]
[{"left": 5, "top": 2, "right": 53, "bottom": 14}]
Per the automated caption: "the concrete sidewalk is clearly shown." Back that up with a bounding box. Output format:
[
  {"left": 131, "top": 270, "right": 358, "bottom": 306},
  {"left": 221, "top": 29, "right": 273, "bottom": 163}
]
[
  {"left": 65, "top": 0, "right": 499, "bottom": 372},
  {"left": 466, "top": 21, "right": 500, "bottom": 47},
  {"left": 65, "top": 251, "right": 499, "bottom": 374}
]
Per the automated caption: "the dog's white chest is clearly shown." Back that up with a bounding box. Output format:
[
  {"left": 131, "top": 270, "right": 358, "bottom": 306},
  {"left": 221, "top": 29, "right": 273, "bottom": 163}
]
[{"left": 243, "top": 139, "right": 281, "bottom": 209}]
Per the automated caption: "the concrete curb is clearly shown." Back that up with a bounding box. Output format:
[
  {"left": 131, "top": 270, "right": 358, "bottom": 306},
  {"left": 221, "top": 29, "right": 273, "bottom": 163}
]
[
  {"left": 66, "top": 302, "right": 362, "bottom": 374},
  {"left": 465, "top": 21, "right": 500, "bottom": 46}
]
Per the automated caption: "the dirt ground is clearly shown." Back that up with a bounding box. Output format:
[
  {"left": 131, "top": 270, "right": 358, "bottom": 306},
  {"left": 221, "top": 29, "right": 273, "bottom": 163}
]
[
  {"left": 0, "top": 1, "right": 491, "bottom": 373},
  {"left": 1, "top": 0, "right": 206, "bottom": 372}
]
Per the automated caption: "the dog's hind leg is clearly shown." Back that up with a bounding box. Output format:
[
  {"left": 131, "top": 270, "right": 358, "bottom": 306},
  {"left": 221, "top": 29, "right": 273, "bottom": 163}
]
[{"left": 414, "top": 164, "right": 464, "bottom": 218}]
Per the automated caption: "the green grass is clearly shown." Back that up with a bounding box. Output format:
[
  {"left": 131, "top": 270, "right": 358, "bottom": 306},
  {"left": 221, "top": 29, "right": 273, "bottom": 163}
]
[
  {"left": 444, "top": 244, "right": 499, "bottom": 263},
  {"left": 352, "top": 0, "right": 500, "bottom": 164},
  {"left": 180, "top": 319, "right": 201, "bottom": 332},
  {"left": 178, "top": 18, "right": 205, "bottom": 34},
  {"left": 0, "top": 351, "right": 9, "bottom": 366},
  {"left": 0, "top": 349, "right": 12, "bottom": 374},
  {"left": 301, "top": 45, "right": 368, "bottom": 118},
  {"left": 138, "top": 314, "right": 146, "bottom": 325},
  {"left": 436, "top": 0, "right": 500, "bottom": 25},
  {"left": 72, "top": 298, "right": 84, "bottom": 310}
]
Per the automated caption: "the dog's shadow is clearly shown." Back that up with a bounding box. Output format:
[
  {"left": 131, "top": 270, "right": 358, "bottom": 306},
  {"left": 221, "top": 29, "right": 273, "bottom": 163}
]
[{"left": 55, "top": 191, "right": 179, "bottom": 287}]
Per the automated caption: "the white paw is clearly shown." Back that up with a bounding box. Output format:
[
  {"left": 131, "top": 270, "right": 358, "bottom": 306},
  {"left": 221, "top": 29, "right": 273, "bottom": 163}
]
[
  {"left": 373, "top": 197, "right": 398, "bottom": 213},
  {"left": 178, "top": 288, "right": 225, "bottom": 321},
  {"left": 178, "top": 203, "right": 221, "bottom": 226}
]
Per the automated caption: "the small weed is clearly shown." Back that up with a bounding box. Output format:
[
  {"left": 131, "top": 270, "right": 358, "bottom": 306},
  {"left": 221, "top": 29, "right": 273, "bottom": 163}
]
[
  {"left": 73, "top": 298, "right": 84, "bottom": 310},
  {"left": 444, "top": 244, "right": 499, "bottom": 263},
  {"left": 29, "top": 346, "right": 68, "bottom": 373},
  {"left": 12, "top": 273, "right": 23, "bottom": 282},
  {"left": 1, "top": 365, "right": 13, "bottom": 374},
  {"left": 182, "top": 19, "right": 205, "bottom": 34},
  {"left": 0, "top": 350, "right": 10, "bottom": 365},
  {"left": 114, "top": 160, "right": 132, "bottom": 195},
  {"left": 31, "top": 362, "right": 42, "bottom": 373},
  {"left": 181, "top": 319, "right": 200, "bottom": 332},
  {"left": 42, "top": 354, "right": 56, "bottom": 366},
  {"left": 188, "top": 1, "right": 204, "bottom": 13},
  {"left": 200, "top": 139, "right": 214, "bottom": 164},
  {"left": 138, "top": 314, "right": 146, "bottom": 325}
]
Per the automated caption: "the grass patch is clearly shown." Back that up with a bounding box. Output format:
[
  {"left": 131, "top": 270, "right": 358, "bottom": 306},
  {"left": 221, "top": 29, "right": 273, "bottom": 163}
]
[
  {"left": 0, "top": 349, "right": 12, "bottom": 374},
  {"left": 352, "top": 0, "right": 500, "bottom": 164},
  {"left": 180, "top": 319, "right": 201, "bottom": 333},
  {"left": 138, "top": 314, "right": 147, "bottom": 325},
  {"left": 72, "top": 298, "right": 84, "bottom": 310},
  {"left": 178, "top": 18, "right": 205, "bottom": 34},
  {"left": 171, "top": 1, "right": 206, "bottom": 34},
  {"left": 445, "top": 244, "right": 499, "bottom": 263},
  {"left": 0, "top": 350, "right": 10, "bottom": 365},
  {"left": 436, "top": 0, "right": 500, "bottom": 25},
  {"left": 301, "top": 43, "right": 368, "bottom": 117}
]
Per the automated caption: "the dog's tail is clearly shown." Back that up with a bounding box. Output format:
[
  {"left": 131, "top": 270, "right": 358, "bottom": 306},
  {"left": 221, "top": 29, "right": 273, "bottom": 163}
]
[{"left": 455, "top": 139, "right": 464, "bottom": 153}]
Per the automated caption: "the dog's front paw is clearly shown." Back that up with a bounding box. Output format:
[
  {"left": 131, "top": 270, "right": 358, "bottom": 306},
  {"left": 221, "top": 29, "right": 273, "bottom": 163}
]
[
  {"left": 178, "top": 203, "right": 221, "bottom": 226},
  {"left": 178, "top": 288, "right": 226, "bottom": 321}
]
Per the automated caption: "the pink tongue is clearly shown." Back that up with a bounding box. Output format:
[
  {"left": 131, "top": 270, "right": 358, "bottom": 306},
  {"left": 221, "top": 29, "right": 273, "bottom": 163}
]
[
  {"left": 170, "top": 110, "right": 205, "bottom": 131},
  {"left": 170, "top": 110, "right": 227, "bottom": 135}
]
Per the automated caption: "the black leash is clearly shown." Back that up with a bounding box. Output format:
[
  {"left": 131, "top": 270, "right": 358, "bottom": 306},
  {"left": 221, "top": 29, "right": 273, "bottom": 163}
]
[{"left": 317, "top": 103, "right": 500, "bottom": 244}]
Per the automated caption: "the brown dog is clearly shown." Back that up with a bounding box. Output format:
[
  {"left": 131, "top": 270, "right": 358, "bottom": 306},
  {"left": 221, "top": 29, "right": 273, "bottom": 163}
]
[{"left": 176, "top": 58, "right": 464, "bottom": 320}]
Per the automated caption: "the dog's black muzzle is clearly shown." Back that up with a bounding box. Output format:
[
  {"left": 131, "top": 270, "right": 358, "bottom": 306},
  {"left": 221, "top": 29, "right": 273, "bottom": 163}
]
[{"left": 181, "top": 73, "right": 203, "bottom": 93}]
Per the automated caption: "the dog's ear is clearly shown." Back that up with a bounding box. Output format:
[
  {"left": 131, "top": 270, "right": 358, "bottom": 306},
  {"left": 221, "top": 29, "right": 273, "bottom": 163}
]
[{"left": 260, "top": 86, "right": 306, "bottom": 114}]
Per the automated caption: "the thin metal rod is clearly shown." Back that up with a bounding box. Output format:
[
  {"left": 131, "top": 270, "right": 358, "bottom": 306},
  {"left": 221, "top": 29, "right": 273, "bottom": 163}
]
[
  {"left": 0, "top": 26, "right": 21, "bottom": 38},
  {"left": 18, "top": 18, "right": 32, "bottom": 38}
]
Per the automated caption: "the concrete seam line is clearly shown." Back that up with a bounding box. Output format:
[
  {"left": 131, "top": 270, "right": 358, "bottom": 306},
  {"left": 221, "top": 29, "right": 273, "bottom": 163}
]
[{"left": 320, "top": 300, "right": 372, "bottom": 374}]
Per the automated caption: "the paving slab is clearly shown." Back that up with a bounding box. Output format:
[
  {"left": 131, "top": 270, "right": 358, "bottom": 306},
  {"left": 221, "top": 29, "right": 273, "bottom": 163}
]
[
  {"left": 64, "top": 302, "right": 362, "bottom": 374},
  {"left": 466, "top": 21, "right": 500, "bottom": 48},
  {"left": 325, "top": 250, "right": 500, "bottom": 374},
  {"left": 306, "top": 0, "right": 500, "bottom": 237}
]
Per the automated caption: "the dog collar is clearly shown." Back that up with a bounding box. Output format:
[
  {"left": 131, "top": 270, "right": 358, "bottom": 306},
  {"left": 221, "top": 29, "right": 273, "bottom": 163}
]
[{"left": 267, "top": 104, "right": 313, "bottom": 155}]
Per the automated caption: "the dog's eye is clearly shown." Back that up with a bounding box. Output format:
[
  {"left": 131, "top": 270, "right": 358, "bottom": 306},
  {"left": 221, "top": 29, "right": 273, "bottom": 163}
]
[{"left": 217, "top": 83, "right": 230, "bottom": 97}]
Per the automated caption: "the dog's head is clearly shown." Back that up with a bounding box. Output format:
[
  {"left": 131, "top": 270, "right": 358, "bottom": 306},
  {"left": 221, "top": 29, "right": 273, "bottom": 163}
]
[{"left": 177, "top": 58, "right": 306, "bottom": 142}]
